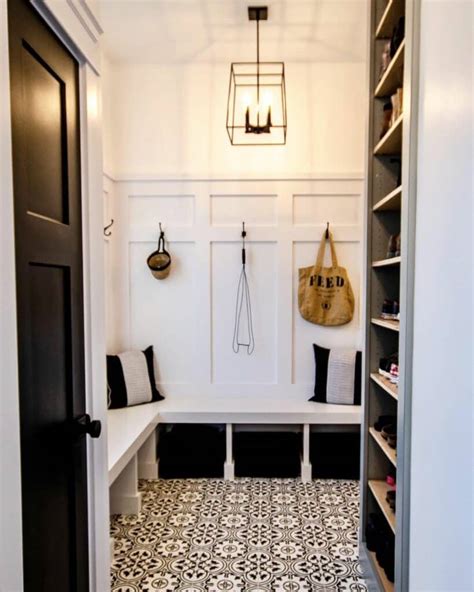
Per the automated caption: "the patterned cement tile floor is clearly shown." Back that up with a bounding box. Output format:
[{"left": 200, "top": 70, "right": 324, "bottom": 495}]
[{"left": 111, "top": 478, "right": 368, "bottom": 592}]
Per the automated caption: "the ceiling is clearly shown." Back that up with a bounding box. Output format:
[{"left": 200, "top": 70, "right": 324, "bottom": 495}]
[{"left": 98, "top": 0, "right": 367, "bottom": 64}]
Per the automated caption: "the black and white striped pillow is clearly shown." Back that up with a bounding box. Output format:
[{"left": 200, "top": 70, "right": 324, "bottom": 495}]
[
  {"left": 309, "top": 344, "right": 362, "bottom": 405},
  {"left": 107, "top": 345, "right": 164, "bottom": 409}
]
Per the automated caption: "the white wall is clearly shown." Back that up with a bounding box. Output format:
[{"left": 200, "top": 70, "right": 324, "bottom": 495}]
[
  {"left": 409, "top": 1, "right": 473, "bottom": 590},
  {"left": 103, "top": 61, "right": 366, "bottom": 178},
  {"left": 104, "top": 177, "right": 363, "bottom": 402},
  {"left": 102, "top": 54, "right": 367, "bottom": 402}
]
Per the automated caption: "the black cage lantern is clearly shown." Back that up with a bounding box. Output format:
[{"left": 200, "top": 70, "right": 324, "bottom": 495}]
[{"left": 226, "top": 6, "right": 287, "bottom": 146}]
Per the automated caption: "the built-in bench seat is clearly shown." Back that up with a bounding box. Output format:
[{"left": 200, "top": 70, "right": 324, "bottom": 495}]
[{"left": 108, "top": 398, "right": 361, "bottom": 517}]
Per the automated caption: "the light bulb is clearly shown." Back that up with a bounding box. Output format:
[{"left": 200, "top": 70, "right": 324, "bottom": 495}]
[
  {"left": 262, "top": 91, "right": 273, "bottom": 107},
  {"left": 242, "top": 92, "right": 252, "bottom": 107}
]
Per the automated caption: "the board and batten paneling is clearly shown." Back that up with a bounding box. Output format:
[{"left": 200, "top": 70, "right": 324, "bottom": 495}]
[{"left": 104, "top": 176, "right": 363, "bottom": 402}]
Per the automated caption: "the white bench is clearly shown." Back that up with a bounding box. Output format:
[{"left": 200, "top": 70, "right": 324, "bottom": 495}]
[{"left": 108, "top": 397, "right": 361, "bottom": 516}]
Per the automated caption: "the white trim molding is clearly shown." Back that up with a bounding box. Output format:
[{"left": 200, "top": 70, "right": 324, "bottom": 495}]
[
  {"left": 31, "top": 0, "right": 103, "bottom": 73},
  {"left": 103, "top": 172, "right": 365, "bottom": 184},
  {"left": 0, "top": 3, "right": 23, "bottom": 590}
]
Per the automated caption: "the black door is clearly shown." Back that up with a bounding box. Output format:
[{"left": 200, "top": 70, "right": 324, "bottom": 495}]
[{"left": 8, "top": 1, "right": 93, "bottom": 590}]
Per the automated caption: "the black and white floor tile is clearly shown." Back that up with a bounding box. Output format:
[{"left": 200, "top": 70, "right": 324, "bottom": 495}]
[{"left": 111, "top": 478, "right": 368, "bottom": 591}]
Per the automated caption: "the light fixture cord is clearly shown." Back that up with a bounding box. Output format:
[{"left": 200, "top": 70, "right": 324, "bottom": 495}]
[{"left": 256, "top": 15, "right": 260, "bottom": 128}]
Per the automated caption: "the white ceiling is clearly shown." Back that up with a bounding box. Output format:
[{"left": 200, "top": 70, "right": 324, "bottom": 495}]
[{"left": 98, "top": 0, "right": 367, "bottom": 64}]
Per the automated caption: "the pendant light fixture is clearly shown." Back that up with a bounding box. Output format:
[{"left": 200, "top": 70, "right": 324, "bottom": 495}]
[{"left": 226, "top": 6, "right": 287, "bottom": 146}]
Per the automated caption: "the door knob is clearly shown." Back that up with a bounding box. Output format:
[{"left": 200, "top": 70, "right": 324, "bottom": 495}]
[{"left": 72, "top": 414, "right": 102, "bottom": 440}]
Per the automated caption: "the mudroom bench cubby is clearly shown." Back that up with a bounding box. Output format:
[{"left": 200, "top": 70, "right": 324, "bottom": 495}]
[{"left": 108, "top": 398, "right": 362, "bottom": 512}]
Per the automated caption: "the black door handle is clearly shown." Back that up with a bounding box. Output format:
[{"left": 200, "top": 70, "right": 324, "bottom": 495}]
[{"left": 71, "top": 414, "right": 102, "bottom": 440}]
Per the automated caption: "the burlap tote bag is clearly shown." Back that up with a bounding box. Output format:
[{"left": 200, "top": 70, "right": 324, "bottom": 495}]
[{"left": 298, "top": 231, "right": 354, "bottom": 326}]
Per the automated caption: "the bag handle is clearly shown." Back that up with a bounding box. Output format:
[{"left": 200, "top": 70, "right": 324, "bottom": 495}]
[{"left": 314, "top": 229, "right": 339, "bottom": 269}]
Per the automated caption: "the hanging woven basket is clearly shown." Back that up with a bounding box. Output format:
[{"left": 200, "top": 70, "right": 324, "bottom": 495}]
[{"left": 147, "top": 225, "right": 171, "bottom": 280}]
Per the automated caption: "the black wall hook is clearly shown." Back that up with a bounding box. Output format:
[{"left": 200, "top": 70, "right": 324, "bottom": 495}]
[{"left": 104, "top": 219, "right": 114, "bottom": 237}]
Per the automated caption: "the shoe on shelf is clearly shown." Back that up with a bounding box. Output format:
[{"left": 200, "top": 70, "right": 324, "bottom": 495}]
[
  {"left": 386, "top": 489, "right": 396, "bottom": 511},
  {"left": 381, "top": 299, "right": 400, "bottom": 320},
  {"left": 386, "top": 468, "right": 396, "bottom": 487},
  {"left": 379, "top": 101, "right": 393, "bottom": 139},
  {"left": 387, "top": 434, "right": 397, "bottom": 449},
  {"left": 379, "top": 41, "right": 392, "bottom": 80},
  {"left": 367, "top": 512, "right": 395, "bottom": 583},
  {"left": 374, "top": 415, "right": 397, "bottom": 433},
  {"left": 386, "top": 233, "right": 401, "bottom": 258},
  {"left": 366, "top": 513, "right": 386, "bottom": 552},
  {"left": 389, "top": 362, "right": 399, "bottom": 384},
  {"left": 381, "top": 424, "right": 397, "bottom": 449},
  {"left": 390, "top": 16, "right": 405, "bottom": 58},
  {"left": 378, "top": 353, "right": 398, "bottom": 379},
  {"left": 395, "top": 233, "right": 401, "bottom": 256},
  {"left": 381, "top": 534, "right": 396, "bottom": 582}
]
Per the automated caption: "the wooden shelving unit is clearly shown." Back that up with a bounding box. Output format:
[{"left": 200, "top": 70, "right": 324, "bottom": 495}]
[
  {"left": 369, "top": 480, "right": 396, "bottom": 533},
  {"left": 361, "top": 0, "right": 416, "bottom": 589},
  {"left": 370, "top": 372, "right": 398, "bottom": 400}
]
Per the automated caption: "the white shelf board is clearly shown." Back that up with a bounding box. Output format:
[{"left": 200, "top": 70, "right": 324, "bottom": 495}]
[
  {"left": 370, "top": 372, "right": 398, "bottom": 400},
  {"left": 373, "top": 186, "right": 402, "bottom": 212},
  {"left": 369, "top": 427, "right": 397, "bottom": 467},
  {"left": 108, "top": 398, "right": 362, "bottom": 481},
  {"left": 369, "top": 479, "right": 396, "bottom": 534},
  {"left": 376, "top": 0, "right": 405, "bottom": 38},
  {"left": 372, "top": 256, "right": 401, "bottom": 268},
  {"left": 156, "top": 397, "right": 362, "bottom": 425},
  {"left": 371, "top": 318, "right": 400, "bottom": 332},
  {"left": 375, "top": 40, "right": 405, "bottom": 97},
  {"left": 374, "top": 114, "right": 403, "bottom": 156}
]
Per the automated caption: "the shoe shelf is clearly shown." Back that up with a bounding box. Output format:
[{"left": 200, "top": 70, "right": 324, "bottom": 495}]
[
  {"left": 370, "top": 372, "right": 398, "bottom": 400},
  {"left": 369, "top": 427, "right": 397, "bottom": 467},
  {"left": 369, "top": 480, "right": 396, "bottom": 533},
  {"left": 372, "top": 256, "right": 401, "bottom": 268},
  {"left": 373, "top": 186, "right": 402, "bottom": 212},
  {"left": 376, "top": 0, "right": 405, "bottom": 38},
  {"left": 363, "top": 0, "right": 415, "bottom": 589},
  {"left": 374, "top": 114, "right": 403, "bottom": 155},
  {"left": 368, "top": 551, "right": 395, "bottom": 592},
  {"left": 375, "top": 40, "right": 405, "bottom": 98},
  {"left": 371, "top": 318, "right": 400, "bottom": 332}
]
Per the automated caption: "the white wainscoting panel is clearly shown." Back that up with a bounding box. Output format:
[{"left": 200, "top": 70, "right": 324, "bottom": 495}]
[
  {"left": 129, "top": 194, "right": 195, "bottom": 228},
  {"left": 129, "top": 241, "right": 197, "bottom": 385},
  {"left": 292, "top": 241, "right": 362, "bottom": 386},
  {"left": 211, "top": 194, "right": 277, "bottom": 227},
  {"left": 211, "top": 241, "right": 277, "bottom": 385},
  {"left": 293, "top": 194, "right": 360, "bottom": 226},
  {"left": 104, "top": 176, "right": 364, "bottom": 401}
]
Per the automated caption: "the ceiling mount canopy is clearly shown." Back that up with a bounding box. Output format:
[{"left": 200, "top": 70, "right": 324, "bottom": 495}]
[{"left": 226, "top": 5, "right": 287, "bottom": 146}]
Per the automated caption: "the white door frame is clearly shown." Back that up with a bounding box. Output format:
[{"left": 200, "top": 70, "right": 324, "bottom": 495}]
[{"left": 0, "top": 2, "right": 109, "bottom": 590}]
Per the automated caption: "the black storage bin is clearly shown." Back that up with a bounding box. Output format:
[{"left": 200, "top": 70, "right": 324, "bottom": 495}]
[
  {"left": 310, "top": 431, "right": 360, "bottom": 479},
  {"left": 234, "top": 430, "right": 301, "bottom": 478},
  {"left": 158, "top": 424, "right": 225, "bottom": 478}
]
